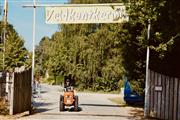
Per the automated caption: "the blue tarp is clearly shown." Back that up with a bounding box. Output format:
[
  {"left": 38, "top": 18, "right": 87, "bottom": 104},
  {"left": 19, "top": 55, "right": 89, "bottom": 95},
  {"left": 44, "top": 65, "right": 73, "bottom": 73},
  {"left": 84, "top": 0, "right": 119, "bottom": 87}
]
[{"left": 124, "top": 78, "right": 144, "bottom": 104}]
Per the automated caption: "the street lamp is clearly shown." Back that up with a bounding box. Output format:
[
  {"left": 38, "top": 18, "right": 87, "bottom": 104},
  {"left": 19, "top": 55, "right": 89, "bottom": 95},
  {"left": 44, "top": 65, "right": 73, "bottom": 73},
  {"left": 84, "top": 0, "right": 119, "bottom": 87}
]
[{"left": 144, "top": 19, "right": 151, "bottom": 118}]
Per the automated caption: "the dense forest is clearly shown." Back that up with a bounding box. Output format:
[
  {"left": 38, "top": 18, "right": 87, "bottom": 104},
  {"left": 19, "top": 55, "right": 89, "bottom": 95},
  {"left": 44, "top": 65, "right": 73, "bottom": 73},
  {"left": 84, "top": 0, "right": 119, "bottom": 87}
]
[{"left": 35, "top": 0, "right": 180, "bottom": 93}]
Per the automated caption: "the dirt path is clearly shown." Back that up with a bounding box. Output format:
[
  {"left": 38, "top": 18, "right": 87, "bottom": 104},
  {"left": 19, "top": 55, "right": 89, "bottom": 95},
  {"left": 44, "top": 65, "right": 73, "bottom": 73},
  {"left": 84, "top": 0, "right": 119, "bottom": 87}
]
[{"left": 1, "top": 84, "right": 145, "bottom": 120}]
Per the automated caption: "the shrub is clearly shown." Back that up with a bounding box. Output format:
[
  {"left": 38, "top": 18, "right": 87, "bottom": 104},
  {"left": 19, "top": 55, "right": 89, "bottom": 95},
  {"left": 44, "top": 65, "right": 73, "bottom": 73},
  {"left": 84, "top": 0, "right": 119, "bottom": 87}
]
[{"left": 0, "top": 97, "right": 8, "bottom": 115}]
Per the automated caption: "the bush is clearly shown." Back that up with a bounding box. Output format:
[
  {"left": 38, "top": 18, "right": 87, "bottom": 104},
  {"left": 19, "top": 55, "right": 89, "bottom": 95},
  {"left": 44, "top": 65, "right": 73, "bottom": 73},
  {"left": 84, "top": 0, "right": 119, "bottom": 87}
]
[
  {"left": 130, "top": 79, "right": 145, "bottom": 96},
  {"left": 0, "top": 98, "right": 8, "bottom": 115},
  {"left": 54, "top": 75, "right": 64, "bottom": 85},
  {"left": 45, "top": 75, "right": 64, "bottom": 85},
  {"left": 45, "top": 76, "right": 55, "bottom": 85}
]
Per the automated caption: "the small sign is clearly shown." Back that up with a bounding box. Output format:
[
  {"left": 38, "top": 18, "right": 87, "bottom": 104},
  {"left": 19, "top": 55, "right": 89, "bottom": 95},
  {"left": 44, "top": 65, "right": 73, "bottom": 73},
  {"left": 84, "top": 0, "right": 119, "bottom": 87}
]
[
  {"left": 45, "top": 5, "right": 129, "bottom": 24},
  {"left": 155, "top": 86, "right": 162, "bottom": 91},
  {"left": 0, "top": 72, "right": 2, "bottom": 78}
]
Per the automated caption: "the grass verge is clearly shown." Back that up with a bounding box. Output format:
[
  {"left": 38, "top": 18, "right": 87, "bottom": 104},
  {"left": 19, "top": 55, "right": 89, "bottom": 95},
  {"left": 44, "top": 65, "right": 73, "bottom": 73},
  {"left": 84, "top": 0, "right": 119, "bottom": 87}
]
[{"left": 108, "top": 97, "right": 127, "bottom": 106}]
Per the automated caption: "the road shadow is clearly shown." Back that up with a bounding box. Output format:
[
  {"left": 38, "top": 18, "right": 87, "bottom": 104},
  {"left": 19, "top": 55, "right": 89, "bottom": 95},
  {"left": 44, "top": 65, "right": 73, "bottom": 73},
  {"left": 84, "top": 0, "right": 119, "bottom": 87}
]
[
  {"left": 80, "top": 103, "right": 126, "bottom": 107},
  {"left": 69, "top": 106, "right": 82, "bottom": 112},
  {"left": 29, "top": 108, "right": 51, "bottom": 115},
  {"left": 128, "top": 108, "right": 157, "bottom": 120},
  {"left": 33, "top": 101, "right": 54, "bottom": 107},
  {"left": 19, "top": 108, "right": 52, "bottom": 118},
  {"left": 126, "top": 102, "right": 144, "bottom": 108},
  {"left": 37, "top": 112, "right": 131, "bottom": 118},
  {"left": 32, "top": 90, "right": 48, "bottom": 95},
  {"left": 60, "top": 106, "right": 82, "bottom": 112},
  {"left": 40, "top": 90, "right": 48, "bottom": 94}
]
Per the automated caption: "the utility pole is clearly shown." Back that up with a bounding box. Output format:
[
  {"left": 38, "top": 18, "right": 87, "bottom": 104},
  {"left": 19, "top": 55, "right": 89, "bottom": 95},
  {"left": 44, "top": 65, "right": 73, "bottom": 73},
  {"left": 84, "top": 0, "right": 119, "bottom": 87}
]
[
  {"left": 0, "top": 2, "right": 2, "bottom": 16},
  {"left": 3, "top": 0, "right": 9, "bottom": 104},
  {"left": 32, "top": 0, "right": 36, "bottom": 94},
  {"left": 3, "top": 0, "right": 8, "bottom": 71},
  {"left": 144, "top": 19, "right": 151, "bottom": 117}
]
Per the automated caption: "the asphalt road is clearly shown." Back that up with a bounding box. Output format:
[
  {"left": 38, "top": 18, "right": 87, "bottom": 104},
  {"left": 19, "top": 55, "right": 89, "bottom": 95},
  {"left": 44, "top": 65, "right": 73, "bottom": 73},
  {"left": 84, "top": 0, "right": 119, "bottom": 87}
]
[{"left": 18, "top": 84, "right": 143, "bottom": 120}]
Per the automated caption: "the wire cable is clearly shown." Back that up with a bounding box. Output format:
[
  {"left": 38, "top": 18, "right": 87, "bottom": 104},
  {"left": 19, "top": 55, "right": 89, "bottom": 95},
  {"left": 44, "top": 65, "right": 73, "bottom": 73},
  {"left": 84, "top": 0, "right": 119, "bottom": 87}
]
[{"left": 2, "top": 0, "right": 69, "bottom": 3}]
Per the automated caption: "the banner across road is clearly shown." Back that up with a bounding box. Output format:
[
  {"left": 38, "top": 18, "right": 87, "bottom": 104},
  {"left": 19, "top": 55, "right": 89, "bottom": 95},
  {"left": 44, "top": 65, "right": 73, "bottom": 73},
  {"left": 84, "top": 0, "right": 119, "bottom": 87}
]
[{"left": 45, "top": 5, "right": 129, "bottom": 24}]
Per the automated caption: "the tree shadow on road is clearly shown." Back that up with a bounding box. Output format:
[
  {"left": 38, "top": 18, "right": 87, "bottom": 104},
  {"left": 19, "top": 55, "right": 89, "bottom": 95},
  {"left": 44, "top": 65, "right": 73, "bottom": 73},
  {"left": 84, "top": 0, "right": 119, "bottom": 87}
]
[
  {"left": 32, "top": 108, "right": 51, "bottom": 114},
  {"left": 29, "top": 101, "right": 58, "bottom": 115},
  {"left": 15, "top": 108, "right": 52, "bottom": 118},
  {"left": 80, "top": 103, "right": 126, "bottom": 107},
  {"left": 128, "top": 108, "right": 157, "bottom": 120},
  {"left": 35, "top": 112, "right": 132, "bottom": 118},
  {"left": 33, "top": 101, "right": 54, "bottom": 107}
]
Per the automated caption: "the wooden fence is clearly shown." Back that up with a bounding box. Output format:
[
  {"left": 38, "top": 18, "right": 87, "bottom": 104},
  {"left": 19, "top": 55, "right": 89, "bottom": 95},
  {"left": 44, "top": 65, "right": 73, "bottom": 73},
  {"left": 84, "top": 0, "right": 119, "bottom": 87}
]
[
  {"left": 0, "top": 72, "right": 6, "bottom": 97},
  {"left": 147, "top": 70, "right": 180, "bottom": 120},
  {"left": 10, "top": 69, "right": 32, "bottom": 115}
]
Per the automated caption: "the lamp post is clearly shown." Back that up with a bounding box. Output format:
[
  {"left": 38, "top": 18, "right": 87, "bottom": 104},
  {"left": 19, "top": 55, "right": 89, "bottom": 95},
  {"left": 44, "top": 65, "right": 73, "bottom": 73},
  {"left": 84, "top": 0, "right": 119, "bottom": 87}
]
[
  {"left": 144, "top": 19, "right": 151, "bottom": 117},
  {"left": 31, "top": 0, "right": 36, "bottom": 96}
]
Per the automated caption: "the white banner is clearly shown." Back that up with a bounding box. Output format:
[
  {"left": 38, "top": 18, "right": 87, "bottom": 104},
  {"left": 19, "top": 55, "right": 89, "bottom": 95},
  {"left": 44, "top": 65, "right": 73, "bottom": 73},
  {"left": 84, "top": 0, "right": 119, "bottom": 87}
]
[{"left": 45, "top": 5, "right": 129, "bottom": 24}]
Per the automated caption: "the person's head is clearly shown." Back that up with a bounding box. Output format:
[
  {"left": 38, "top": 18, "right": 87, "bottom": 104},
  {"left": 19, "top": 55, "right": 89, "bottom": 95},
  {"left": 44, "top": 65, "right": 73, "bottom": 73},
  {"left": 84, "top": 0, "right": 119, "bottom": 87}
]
[{"left": 66, "top": 79, "right": 70, "bottom": 86}]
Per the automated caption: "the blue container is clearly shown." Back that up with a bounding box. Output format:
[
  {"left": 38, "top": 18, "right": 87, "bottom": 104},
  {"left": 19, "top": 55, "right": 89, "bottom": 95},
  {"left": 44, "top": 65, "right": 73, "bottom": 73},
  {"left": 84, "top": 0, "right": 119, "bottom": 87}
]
[{"left": 124, "top": 78, "right": 144, "bottom": 104}]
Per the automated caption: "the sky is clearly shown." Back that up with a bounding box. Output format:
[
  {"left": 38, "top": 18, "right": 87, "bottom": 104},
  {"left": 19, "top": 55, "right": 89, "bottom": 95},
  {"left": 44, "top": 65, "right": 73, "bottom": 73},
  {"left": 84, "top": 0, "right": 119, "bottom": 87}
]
[{"left": 1, "top": 0, "right": 68, "bottom": 51}]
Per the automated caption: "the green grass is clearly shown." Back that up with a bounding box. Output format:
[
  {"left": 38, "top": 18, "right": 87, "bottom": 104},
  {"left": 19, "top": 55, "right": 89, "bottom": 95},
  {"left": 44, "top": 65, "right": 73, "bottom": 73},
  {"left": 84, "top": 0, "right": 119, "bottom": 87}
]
[
  {"left": 42, "top": 75, "right": 64, "bottom": 85},
  {"left": 76, "top": 86, "right": 121, "bottom": 94},
  {"left": 108, "top": 97, "right": 127, "bottom": 106},
  {"left": 77, "top": 89, "right": 120, "bottom": 94}
]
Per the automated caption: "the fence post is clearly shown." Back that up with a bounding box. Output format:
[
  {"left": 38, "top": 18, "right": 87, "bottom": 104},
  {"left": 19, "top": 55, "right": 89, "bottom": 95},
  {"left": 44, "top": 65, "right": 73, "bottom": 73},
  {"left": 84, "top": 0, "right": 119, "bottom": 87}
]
[
  {"left": 5, "top": 72, "right": 10, "bottom": 101},
  {"left": 0, "top": 72, "right": 2, "bottom": 97},
  {"left": 9, "top": 72, "right": 14, "bottom": 115}
]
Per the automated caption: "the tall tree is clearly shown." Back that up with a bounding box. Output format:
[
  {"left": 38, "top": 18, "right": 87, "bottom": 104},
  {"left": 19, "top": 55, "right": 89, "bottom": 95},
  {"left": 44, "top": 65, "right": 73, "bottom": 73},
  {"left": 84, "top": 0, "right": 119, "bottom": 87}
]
[
  {"left": 0, "top": 21, "right": 30, "bottom": 71},
  {"left": 35, "top": 0, "right": 180, "bottom": 93}
]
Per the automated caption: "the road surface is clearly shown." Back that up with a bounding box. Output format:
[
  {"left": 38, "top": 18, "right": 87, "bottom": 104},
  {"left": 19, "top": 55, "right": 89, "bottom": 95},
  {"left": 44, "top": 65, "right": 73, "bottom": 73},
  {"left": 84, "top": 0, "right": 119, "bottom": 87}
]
[{"left": 7, "top": 84, "right": 144, "bottom": 120}]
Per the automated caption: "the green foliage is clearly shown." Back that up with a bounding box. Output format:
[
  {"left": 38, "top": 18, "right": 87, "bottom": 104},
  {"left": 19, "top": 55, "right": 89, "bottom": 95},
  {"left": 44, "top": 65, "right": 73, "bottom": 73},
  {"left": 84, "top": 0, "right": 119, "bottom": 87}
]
[
  {"left": 149, "top": 0, "right": 180, "bottom": 77},
  {"left": 45, "top": 76, "right": 55, "bottom": 85},
  {"left": 35, "top": 36, "right": 51, "bottom": 75},
  {"left": 43, "top": 75, "right": 64, "bottom": 85},
  {"left": 120, "top": 0, "right": 180, "bottom": 93},
  {"left": 36, "top": 22, "right": 125, "bottom": 91},
  {"left": 0, "top": 21, "right": 30, "bottom": 72},
  {"left": 55, "top": 75, "right": 64, "bottom": 85},
  {"left": 0, "top": 97, "right": 8, "bottom": 115},
  {"left": 35, "top": 0, "right": 180, "bottom": 94}
]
